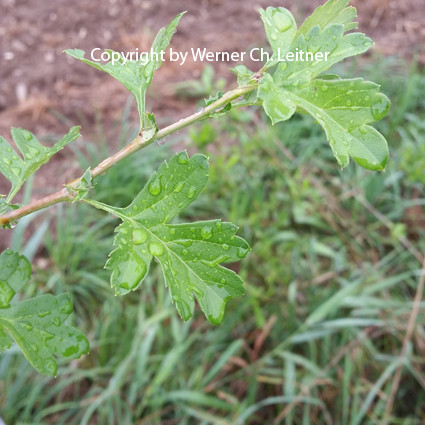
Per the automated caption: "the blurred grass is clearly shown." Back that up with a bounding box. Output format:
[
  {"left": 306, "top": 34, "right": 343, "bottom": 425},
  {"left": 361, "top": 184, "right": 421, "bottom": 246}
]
[{"left": 1, "top": 57, "right": 425, "bottom": 425}]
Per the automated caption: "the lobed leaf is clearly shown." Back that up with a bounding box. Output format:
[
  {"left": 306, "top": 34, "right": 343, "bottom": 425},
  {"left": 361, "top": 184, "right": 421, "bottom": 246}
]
[
  {"left": 0, "top": 249, "right": 89, "bottom": 375},
  {"left": 65, "top": 13, "right": 184, "bottom": 127},
  {"left": 0, "top": 126, "right": 80, "bottom": 202},
  {"left": 256, "top": 0, "right": 390, "bottom": 170},
  {"left": 284, "top": 78, "right": 390, "bottom": 169},
  {"left": 88, "top": 152, "right": 250, "bottom": 324}
]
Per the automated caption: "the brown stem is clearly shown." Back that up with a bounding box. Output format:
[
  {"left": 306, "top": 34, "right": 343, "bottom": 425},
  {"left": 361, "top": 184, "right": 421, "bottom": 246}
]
[{"left": 0, "top": 84, "right": 256, "bottom": 227}]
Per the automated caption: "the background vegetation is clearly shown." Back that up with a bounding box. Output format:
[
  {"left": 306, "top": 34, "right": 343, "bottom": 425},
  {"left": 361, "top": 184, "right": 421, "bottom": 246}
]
[{"left": 1, "top": 56, "right": 425, "bottom": 424}]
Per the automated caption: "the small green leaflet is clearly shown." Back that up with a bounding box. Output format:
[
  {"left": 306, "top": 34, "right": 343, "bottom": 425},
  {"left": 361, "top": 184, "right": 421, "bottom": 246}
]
[
  {"left": 256, "top": 0, "right": 390, "bottom": 170},
  {"left": 0, "top": 250, "right": 89, "bottom": 376},
  {"left": 66, "top": 168, "right": 93, "bottom": 202},
  {"left": 0, "top": 195, "right": 18, "bottom": 218},
  {"left": 0, "top": 126, "right": 80, "bottom": 202},
  {"left": 85, "top": 152, "right": 250, "bottom": 325},
  {"left": 65, "top": 13, "right": 184, "bottom": 128}
]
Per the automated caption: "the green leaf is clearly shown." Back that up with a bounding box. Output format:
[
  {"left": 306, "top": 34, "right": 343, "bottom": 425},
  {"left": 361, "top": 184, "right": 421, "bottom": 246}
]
[
  {"left": 256, "top": 2, "right": 390, "bottom": 170},
  {"left": 0, "top": 249, "right": 31, "bottom": 307},
  {"left": 0, "top": 249, "right": 89, "bottom": 376},
  {"left": 299, "top": 0, "right": 358, "bottom": 36},
  {"left": 0, "top": 126, "right": 80, "bottom": 202},
  {"left": 65, "top": 13, "right": 184, "bottom": 127},
  {"left": 284, "top": 78, "right": 390, "bottom": 169},
  {"left": 273, "top": 24, "right": 372, "bottom": 88},
  {"left": 87, "top": 152, "right": 250, "bottom": 325}
]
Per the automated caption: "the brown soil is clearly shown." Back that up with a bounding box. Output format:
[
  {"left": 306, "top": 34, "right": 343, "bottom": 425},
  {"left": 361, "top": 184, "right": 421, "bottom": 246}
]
[{"left": 0, "top": 0, "right": 424, "bottom": 246}]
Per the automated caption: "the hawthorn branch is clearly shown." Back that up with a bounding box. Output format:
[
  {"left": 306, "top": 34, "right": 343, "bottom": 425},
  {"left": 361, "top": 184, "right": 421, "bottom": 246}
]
[{"left": 0, "top": 84, "right": 256, "bottom": 227}]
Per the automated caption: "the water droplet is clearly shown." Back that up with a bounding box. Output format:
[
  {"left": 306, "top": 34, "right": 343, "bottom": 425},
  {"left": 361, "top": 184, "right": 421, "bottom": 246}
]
[
  {"left": 182, "top": 249, "right": 188, "bottom": 255},
  {"left": 29, "top": 147, "right": 40, "bottom": 156},
  {"left": 52, "top": 317, "right": 62, "bottom": 327},
  {"left": 157, "top": 138, "right": 165, "bottom": 146},
  {"left": 201, "top": 226, "right": 212, "bottom": 240},
  {"left": 201, "top": 254, "right": 230, "bottom": 268},
  {"left": 320, "top": 85, "right": 328, "bottom": 92},
  {"left": 216, "top": 221, "right": 222, "bottom": 232},
  {"left": 174, "top": 181, "right": 185, "bottom": 193},
  {"left": 22, "top": 321, "right": 33, "bottom": 331},
  {"left": 237, "top": 247, "right": 249, "bottom": 258},
  {"left": 149, "top": 241, "right": 164, "bottom": 256},
  {"left": 44, "top": 359, "right": 57, "bottom": 376},
  {"left": 169, "top": 228, "right": 176, "bottom": 235},
  {"left": 62, "top": 344, "right": 80, "bottom": 357},
  {"left": 148, "top": 176, "right": 162, "bottom": 196},
  {"left": 222, "top": 244, "right": 229, "bottom": 250},
  {"left": 132, "top": 205, "right": 139, "bottom": 211},
  {"left": 346, "top": 100, "right": 352, "bottom": 106},
  {"left": 38, "top": 310, "right": 51, "bottom": 318},
  {"left": 187, "top": 186, "right": 196, "bottom": 199},
  {"left": 272, "top": 9, "right": 293, "bottom": 32},
  {"left": 177, "top": 152, "right": 189, "bottom": 164},
  {"left": 371, "top": 96, "right": 390, "bottom": 121},
  {"left": 133, "top": 228, "right": 147, "bottom": 244},
  {"left": 120, "top": 282, "right": 130, "bottom": 290},
  {"left": 358, "top": 126, "right": 367, "bottom": 135},
  {"left": 2, "top": 158, "right": 11, "bottom": 165},
  {"left": 181, "top": 240, "right": 193, "bottom": 248}
]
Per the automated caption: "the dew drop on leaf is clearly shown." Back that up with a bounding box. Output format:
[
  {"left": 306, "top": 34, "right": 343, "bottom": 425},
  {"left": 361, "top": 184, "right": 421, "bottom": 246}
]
[
  {"left": 148, "top": 177, "right": 162, "bottom": 196},
  {"left": 45, "top": 359, "right": 57, "bottom": 376},
  {"left": 24, "top": 131, "right": 32, "bottom": 141},
  {"left": 148, "top": 242, "right": 164, "bottom": 256},
  {"left": 22, "top": 321, "right": 33, "bottom": 331},
  {"left": 200, "top": 226, "right": 212, "bottom": 240},
  {"left": 120, "top": 282, "right": 130, "bottom": 290},
  {"left": 237, "top": 247, "right": 249, "bottom": 258},
  {"left": 187, "top": 186, "right": 196, "bottom": 199},
  {"left": 62, "top": 344, "right": 79, "bottom": 358},
  {"left": 272, "top": 9, "right": 293, "bottom": 32},
  {"left": 177, "top": 152, "right": 189, "bottom": 164},
  {"left": 174, "top": 181, "right": 185, "bottom": 193},
  {"left": 371, "top": 96, "right": 390, "bottom": 121},
  {"left": 133, "top": 228, "right": 147, "bottom": 244},
  {"left": 2, "top": 158, "right": 12, "bottom": 165}
]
